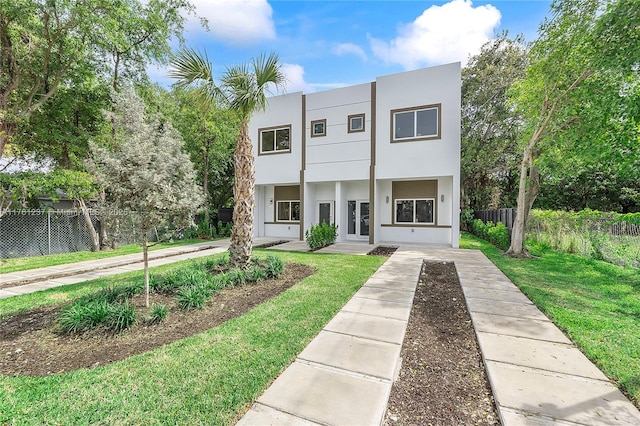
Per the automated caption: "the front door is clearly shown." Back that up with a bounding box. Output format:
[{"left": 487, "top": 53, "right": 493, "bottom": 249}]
[
  {"left": 318, "top": 201, "right": 333, "bottom": 225},
  {"left": 347, "top": 200, "right": 369, "bottom": 239}
]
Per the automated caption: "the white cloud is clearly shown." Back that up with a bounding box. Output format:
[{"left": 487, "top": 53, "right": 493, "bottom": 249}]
[
  {"left": 369, "top": 0, "right": 500, "bottom": 69},
  {"left": 278, "top": 63, "right": 347, "bottom": 94},
  {"left": 190, "top": 0, "right": 276, "bottom": 45},
  {"left": 332, "top": 43, "right": 367, "bottom": 62}
]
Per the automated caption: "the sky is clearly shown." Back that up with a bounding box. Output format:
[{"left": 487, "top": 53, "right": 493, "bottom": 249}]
[{"left": 150, "top": 0, "right": 552, "bottom": 93}]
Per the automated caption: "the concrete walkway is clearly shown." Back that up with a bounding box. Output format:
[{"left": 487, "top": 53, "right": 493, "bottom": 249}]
[
  {"left": 238, "top": 246, "right": 640, "bottom": 426},
  {"left": 2, "top": 241, "right": 639, "bottom": 424}
]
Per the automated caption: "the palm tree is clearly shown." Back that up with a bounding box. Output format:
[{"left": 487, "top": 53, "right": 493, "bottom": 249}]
[{"left": 169, "top": 49, "right": 285, "bottom": 269}]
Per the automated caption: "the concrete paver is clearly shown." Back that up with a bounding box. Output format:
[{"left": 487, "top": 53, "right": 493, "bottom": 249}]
[
  {"left": 466, "top": 298, "right": 550, "bottom": 321},
  {"left": 324, "top": 311, "right": 407, "bottom": 345},
  {"left": 250, "top": 362, "right": 391, "bottom": 426},
  {"left": 341, "top": 297, "right": 412, "bottom": 321},
  {"left": 297, "top": 331, "right": 401, "bottom": 380},
  {"left": 471, "top": 312, "right": 572, "bottom": 343},
  {"left": 476, "top": 333, "right": 610, "bottom": 381},
  {"left": 353, "top": 286, "right": 415, "bottom": 305}
]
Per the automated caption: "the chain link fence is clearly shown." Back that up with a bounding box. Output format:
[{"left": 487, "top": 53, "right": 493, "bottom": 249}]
[{"left": 0, "top": 210, "right": 100, "bottom": 259}]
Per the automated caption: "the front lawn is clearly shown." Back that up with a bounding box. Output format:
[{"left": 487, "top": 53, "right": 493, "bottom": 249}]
[
  {"left": 0, "top": 250, "right": 385, "bottom": 425},
  {"left": 461, "top": 232, "right": 640, "bottom": 407},
  {"left": 0, "top": 238, "right": 208, "bottom": 274}
]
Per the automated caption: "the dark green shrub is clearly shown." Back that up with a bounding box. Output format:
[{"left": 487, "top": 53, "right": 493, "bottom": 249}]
[
  {"left": 264, "top": 254, "right": 284, "bottom": 278},
  {"left": 247, "top": 265, "right": 267, "bottom": 282},
  {"left": 148, "top": 303, "right": 168, "bottom": 324},
  {"left": 487, "top": 222, "right": 510, "bottom": 250},
  {"left": 460, "top": 207, "right": 475, "bottom": 231},
  {"left": 176, "top": 285, "right": 209, "bottom": 310},
  {"left": 226, "top": 267, "right": 247, "bottom": 286},
  {"left": 105, "top": 302, "right": 137, "bottom": 332},
  {"left": 305, "top": 221, "right": 338, "bottom": 250},
  {"left": 58, "top": 300, "right": 110, "bottom": 334}
]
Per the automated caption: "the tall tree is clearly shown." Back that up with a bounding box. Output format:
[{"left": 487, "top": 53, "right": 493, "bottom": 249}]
[
  {"left": 169, "top": 50, "right": 285, "bottom": 269},
  {"left": 506, "top": 0, "right": 640, "bottom": 256},
  {"left": 461, "top": 34, "right": 528, "bottom": 211},
  {"left": 0, "top": 0, "right": 99, "bottom": 159},
  {"left": 89, "top": 87, "right": 203, "bottom": 306},
  {"left": 171, "top": 88, "right": 238, "bottom": 220}
]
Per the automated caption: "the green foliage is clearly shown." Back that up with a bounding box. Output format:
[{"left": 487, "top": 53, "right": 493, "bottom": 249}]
[
  {"left": 105, "top": 302, "right": 137, "bottom": 333},
  {"left": 216, "top": 220, "right": 232, "bottom": 237},
  {"left": 58, "top": 300, "right": 110, "bottom": 334},
  {"left": 176, "top": 285, "right": 209, "bottom": 310},
  {"left": 460, "top": 207, "right": 475, "bottom": 231},
  {"left": 264, "top": 254, "right": 284, "bottom": 278},
  {"left": 305, "top": 222, "right": 338, "bottom": 250},
  {"left": 247, "top": 265, "right": 267, "bottom": 282},
  {"left": 147, "top": 303, "right": 168, "bottom": 324},
  {"left": 225, "top": 267, "right": 247, "bottom": 286},
  {"left": 461, "top": 33, "right": 527, "bottom": 211},
  {"left": 470, "top": 219, "right": 510, "bottom": 250},
  {"left": 527, "top": 209, "right": 640, "bottom": 268}
]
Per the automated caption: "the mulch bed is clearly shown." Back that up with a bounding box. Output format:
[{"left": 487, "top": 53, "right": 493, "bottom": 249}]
[
  {"left": 368, "top": 245, "right": 399, "bottom": 257},
  {"left": 0, "top": 263, "right": 314, "bottom": 377},
  {"left": 384, "top": 260, "right": 499, "bottom": 425}
]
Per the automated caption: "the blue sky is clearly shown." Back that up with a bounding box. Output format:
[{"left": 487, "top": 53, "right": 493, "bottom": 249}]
[{"left": 151, "top": 0, "right": 552, "bottom": 93}]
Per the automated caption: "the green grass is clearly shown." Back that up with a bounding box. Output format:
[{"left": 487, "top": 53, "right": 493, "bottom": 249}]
[
  {"left": 0, "top": 250, "right": 386, "bottom": 425},
  {"left": 0, "top": 238, "right": 207, "bottom": 274},
  {"left": 460, "top": 232, "right": 640, "bottom": 407}
]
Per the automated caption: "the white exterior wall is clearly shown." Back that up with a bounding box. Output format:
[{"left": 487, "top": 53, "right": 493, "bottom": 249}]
[
  {"left": 253, "top": 92, "right": 303, "bottom": 186},
  {"left": 374, "top": 63, "right": 461, "bottom": 247},
  {"left": 305, "top": 83, "right": 371, "bottom": 183}
]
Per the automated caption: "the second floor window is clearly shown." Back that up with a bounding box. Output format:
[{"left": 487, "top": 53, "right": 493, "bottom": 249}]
[
  {"left": 391, "top": 104, "right": 440, "bottom": 142},
  {"left": 260, "top": 125, "right": 291, "bottom": 154}
]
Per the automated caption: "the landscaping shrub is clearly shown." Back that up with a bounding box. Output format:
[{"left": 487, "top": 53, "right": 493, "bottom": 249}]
[
  {"left": 264, "top": 254, "right": 284, "bottom": 278},
  {"left": 147, "top": 303, "right": 168, "bottom": 324},
  {"left": 216, "top": 220, "right": 232, "bottom": 238},
  {"left": 59, "top": 300, "right": 110, "bottom": 334},
  {"left": 470, "top": 219, "right": 510, "bottom": 250},
  {"left": 176, "top": 285, "right": 209, "bottom": 310},
  {"left": 105, "top": 302, "right": 137, "bottom": 332},
  {"left": 527, "top": 209, "right": 640, "bottom": 268},
  {"left": 247, "top": 265, "right": 267, "bottom": 282},
  {"left": 226, "top": 267, "right": 247, "bottom": 286},
  {"left": 305, "top": 221, "right": 338, "bottom": 250}
]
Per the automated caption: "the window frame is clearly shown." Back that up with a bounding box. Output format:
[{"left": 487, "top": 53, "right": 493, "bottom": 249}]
[
  {"left": 394, "top": 198, "right": 435, "bottom": 225},
  {"left": 276, "top": 200, "right": 301, "bottom": 222},
  {"left": 348, "top": 113, "right": 365, "bottom": 133},
  {"left": 258, "top": 125, "right": 292, "bottom": 155},
  {"left": 310, "top": 119, "right": 326, "bottom": 138},
  {"left": 390, "top": 104, "right": 441, "bottom": 143}
]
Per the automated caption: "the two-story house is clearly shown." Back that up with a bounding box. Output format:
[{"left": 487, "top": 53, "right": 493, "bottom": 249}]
[{"left": 250, "top": 62, "right": 461, "bottom": 247}]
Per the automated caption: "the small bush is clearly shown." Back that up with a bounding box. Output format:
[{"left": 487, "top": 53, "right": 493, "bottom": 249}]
[
  {"left": 247, "top": 265, "right": 267, "bottom": 282},
  {"left": 105, "top": 302, "right": 137, "bottom": 333},
  {"left": 305, "top": 221, "right": 338, "bottom": 250},
  {"left": 58, "top": 300, "right": 110, "bottom": 334},
  {"left": 226, "top": 267, "right": 247, "bottom": 286},
  {"left": 264, "top": 255, "right": 284, "bottom": 278},
  {"left": 148, "top": 303, "right": 168, "bottom": 324},
  {"left": 487, "top": 222, "right": 510, "bottom": 250},
  {"left": 176, "top": 285, "right": 209, "bottom": 310}
]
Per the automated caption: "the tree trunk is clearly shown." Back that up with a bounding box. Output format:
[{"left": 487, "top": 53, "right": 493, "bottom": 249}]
[
  {"left": 229, "top": 122, "right": 254, "bottom": 269},
  {"left": 0, "top": 122, "right": 15, "bottom": 160},
  {"left": 78, "top": 198, "right": 101, "bottom": 252},
  {"left": 143, "top": 232, "right": 150, "bottom": 308},
  {"left": 203, "top": 137, "right": 210, "bottom": 223},
  {"left": 506, "top": 145, "right": 540, "bottom": 257}
]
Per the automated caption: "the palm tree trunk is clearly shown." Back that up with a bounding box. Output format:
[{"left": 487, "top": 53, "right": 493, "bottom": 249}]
[{"left": 229, "top": 122, "right": 254, "bottom": 268}]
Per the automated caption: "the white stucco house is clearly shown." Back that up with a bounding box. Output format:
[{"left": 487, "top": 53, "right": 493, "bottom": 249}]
[{"left": 250, "top": 62, "right": 461, "bottom": 247}]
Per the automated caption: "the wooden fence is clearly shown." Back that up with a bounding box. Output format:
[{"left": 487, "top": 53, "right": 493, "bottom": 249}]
[{"left": 475, "top": 208, "right": 517, "bottom": 231}]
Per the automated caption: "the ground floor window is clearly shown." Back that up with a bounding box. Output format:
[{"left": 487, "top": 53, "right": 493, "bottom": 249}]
[
  {"left": 277, "top": 200, "right": 300, "bottom": 222},
  {"left": 395, "top": 199, "right": 434, "bottom": 224}
]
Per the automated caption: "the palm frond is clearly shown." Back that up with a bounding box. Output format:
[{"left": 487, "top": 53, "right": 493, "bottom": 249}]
[
  {"left": 168, "top": 48, "right": 214, "bottom": 89},
  {"left": 254, "top": 51, "right": 286, "bottom": 95}
]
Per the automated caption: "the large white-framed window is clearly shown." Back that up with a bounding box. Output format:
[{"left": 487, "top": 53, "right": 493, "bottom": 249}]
[
  {"left": 395, "top": 199, "right": 435, "bottom": 224},
  {"left": 259, "top": 125, "right": 291, "bottom": 155},
  {"left": 391, "top": 104, "right": 440, "bottom": 142},
  {"left": 276, "top": 200, "right": 300, "bottom": 222},
  {"left": 311, "top": 119, "right": 326, "bottom": 138},
  {"left": 348, "top": 113, "right": 365, "bottom": 133}
]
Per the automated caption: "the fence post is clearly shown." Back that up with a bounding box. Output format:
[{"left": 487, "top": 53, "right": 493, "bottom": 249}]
[{"left": 47, "top": 210, "right": 52, "bottom": 255}]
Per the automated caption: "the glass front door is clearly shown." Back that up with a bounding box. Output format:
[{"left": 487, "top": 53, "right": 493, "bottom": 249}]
[
  {"left": 347, "top": 200, "right": 369, "bottom": 239},
  {"left": 318, "top": 201, "right": 333, "bottom": 225}
]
